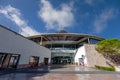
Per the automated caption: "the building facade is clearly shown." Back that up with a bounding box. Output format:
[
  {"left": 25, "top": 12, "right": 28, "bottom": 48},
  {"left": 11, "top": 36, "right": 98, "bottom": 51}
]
[
  {"left": 28, "top": 30, "right": 112, "bottom": 67},
  {"left": 0, "top": 25, "right": 51, "bottom": 69}
]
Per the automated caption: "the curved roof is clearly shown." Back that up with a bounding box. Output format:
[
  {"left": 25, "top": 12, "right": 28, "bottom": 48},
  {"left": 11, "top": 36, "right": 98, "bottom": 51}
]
[{"left": 28, "top": 33, "right": 104, "bottom": 42}]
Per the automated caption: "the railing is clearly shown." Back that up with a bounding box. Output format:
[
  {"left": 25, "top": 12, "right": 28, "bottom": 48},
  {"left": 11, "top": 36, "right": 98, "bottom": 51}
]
[
  {"left": 51, "top": 49, "right": 76, "bottom": 53},
  {"left": 50, "top": 48, "right": 75, "bottom": 50}
]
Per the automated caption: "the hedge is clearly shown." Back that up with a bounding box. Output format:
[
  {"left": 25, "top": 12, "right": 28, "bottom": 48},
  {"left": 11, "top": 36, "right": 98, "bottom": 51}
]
[{"left": 95, "top": 65, "right": 115, "bottom": 71}]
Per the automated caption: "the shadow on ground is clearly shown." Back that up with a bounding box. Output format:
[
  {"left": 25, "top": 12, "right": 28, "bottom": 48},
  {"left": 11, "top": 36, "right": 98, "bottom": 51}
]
[
  {"left": 0, "top": 64, "right": 68, "bottom": 76},
  {"left": 0, "top": 64, "right": 118, "bottom": 76}
]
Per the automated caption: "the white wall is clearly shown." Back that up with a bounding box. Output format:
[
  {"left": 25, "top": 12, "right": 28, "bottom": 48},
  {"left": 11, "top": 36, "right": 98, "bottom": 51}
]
[
  {"left": 0, "top": 26, "right": 51, "bottom": 65},
  {"left": 74, "top": 46, "right": 87, "bottom": 65}
]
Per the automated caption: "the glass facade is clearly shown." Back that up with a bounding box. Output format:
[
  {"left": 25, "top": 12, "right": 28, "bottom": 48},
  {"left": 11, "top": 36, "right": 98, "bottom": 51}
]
[
  {"left": 51, "top": 53, "right": 74, "bottom": 64},
  {"left": 45, "top": 44, "right": 76, "bottom": 64},
  {"left": 0, "top": 53, "right": 20, "bottom": 69},
  {"left": 41, "top": 36, "right": 102, "bottom": 65},
  {"left": 46, "top": 44, "right": 76, "bottom": 50},
  {"left": 89, "top": 38, "right": 100, "bottom": 44}
]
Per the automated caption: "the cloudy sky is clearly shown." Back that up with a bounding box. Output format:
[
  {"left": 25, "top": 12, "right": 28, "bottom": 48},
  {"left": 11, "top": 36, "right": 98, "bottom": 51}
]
[{"left": 0, "top": 0, "right": 120, "bottom": 38}]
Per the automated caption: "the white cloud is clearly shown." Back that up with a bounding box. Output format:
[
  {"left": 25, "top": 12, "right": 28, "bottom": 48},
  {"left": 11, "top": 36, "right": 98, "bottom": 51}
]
[
  {"left": 94, "top": 8, "right": 117, "bottom": 33},
  {"left": 38, "top": 0, "right": 74, "bottom": 30},
  {"left": 0, "top": 5, "right": 40, "bottom": 37}
]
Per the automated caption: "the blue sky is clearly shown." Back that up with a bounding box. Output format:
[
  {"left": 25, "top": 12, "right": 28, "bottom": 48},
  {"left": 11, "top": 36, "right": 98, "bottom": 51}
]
[{"left": 0, "top": 0, "right": 120, "bottom": 39}]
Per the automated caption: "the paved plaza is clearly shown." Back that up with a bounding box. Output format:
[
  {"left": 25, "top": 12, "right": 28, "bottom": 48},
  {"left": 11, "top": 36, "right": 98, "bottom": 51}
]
[{"left": 0, "top": 65, "right": 120, "bottom": 80}]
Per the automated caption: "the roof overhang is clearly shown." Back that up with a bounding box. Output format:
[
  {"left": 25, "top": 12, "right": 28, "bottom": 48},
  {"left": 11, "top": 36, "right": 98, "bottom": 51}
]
[{"left": 28, "top": 33, "right": 104, "bottom": 42}]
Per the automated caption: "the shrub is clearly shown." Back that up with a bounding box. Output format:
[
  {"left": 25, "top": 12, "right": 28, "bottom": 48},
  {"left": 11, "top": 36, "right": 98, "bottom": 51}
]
[{"left": 95, "top": 65, "right": 115, "bottom": 71}]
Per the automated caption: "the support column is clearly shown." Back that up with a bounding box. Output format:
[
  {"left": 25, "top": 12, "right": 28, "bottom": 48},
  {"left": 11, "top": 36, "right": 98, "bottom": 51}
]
[
  {"left": 88, "top": 38, "right": 90, "bottom": 44},
  {"left": 63, "top": 44, "right": 64, "bottom": 49},
  {"left": 40, "top": 36, "right": 43, "bottom": 45}
]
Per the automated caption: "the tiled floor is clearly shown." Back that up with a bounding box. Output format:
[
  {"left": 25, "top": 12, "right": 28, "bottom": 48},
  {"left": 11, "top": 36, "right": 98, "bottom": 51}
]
[{"left": 0, "top": 65, "right": 120, "bottom": 80}]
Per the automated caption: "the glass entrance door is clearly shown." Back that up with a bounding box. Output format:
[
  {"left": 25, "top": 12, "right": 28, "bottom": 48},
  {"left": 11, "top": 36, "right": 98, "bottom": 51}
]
[
  {"left": 52, "top": 56, "right": 71, "bottom": 64},
  {"left": 51, "top": 53, "right": 73, "bottom": 64}
]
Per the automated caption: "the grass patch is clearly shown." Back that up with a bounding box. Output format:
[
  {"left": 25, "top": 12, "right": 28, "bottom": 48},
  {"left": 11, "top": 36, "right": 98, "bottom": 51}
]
[{"left": 95, "top": 65, "right": 115, "bottom": 71}]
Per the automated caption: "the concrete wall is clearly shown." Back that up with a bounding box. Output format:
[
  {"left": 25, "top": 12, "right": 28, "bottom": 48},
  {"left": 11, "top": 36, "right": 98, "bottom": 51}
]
[
  {"left": 74, "top": 44, "right": 114, "bottom": 67},
  {"left": 0, "top": 26, "right": 51, "bottom": 67},
  {"left": 84, "top": 44, "right": 114, "bottom": 67}
]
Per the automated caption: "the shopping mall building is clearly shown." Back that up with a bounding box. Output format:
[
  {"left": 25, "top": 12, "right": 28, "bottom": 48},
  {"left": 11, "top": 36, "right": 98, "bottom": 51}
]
[
  {"left": 0, "top": 25, "right": 113, "bottom": 69},
  {"left": 28, "top": 30, "right": 113, "bottom": 67}
]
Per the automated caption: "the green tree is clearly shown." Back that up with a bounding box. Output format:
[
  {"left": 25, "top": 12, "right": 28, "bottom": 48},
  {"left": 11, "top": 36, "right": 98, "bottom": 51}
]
[{"left": 96, "top": 38, "right": 120, "bottom": 65}]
